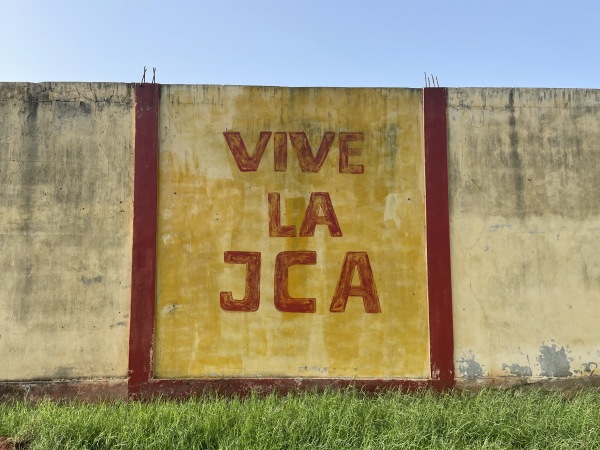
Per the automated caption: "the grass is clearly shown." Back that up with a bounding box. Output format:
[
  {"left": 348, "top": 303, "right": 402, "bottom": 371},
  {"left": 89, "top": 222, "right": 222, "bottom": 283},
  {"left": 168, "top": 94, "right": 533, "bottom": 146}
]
[{"left": 0, "top": 388, "right": 599, "bottom": 449}]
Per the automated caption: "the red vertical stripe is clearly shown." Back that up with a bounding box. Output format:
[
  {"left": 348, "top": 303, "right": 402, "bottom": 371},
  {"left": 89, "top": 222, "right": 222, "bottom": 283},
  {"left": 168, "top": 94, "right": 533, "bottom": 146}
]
[
  {"left": 424, "top": 88, "right": 455, "bottom": 389},
  {"left": 128, "top": 84, "right": 159, "bottom": 396}
]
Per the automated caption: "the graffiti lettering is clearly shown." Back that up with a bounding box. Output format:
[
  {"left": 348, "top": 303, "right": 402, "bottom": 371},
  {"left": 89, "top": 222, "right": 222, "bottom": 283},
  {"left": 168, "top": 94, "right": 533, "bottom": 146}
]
[
  {"left": 223, "top": 131, "right": 272, "bottom": 172},
  {"left": 268, "top": 193, "right": 296, "bottom": 237},
  {"left": 330, "top": 252, "right": 381, "bottom": 313},
  {"left": 274, "top": 251, "right": 317, "bottom": 313},
  {"left": 220, "top": 251, "right": 380, "bottom": 313},
  {"left": 223, "top": 131, "right": 364, "bottom": 173},
  {"left": 268, "top": 192, "right": 342, "bottom": 238},
  {"left": 299, "top": 192, "right": 342, "bottom": 237},
  {"left": 288, "top": 132, "right": 335, "bottom": 172},
  {"left": 220, "top": 251, "right": 261, "bottom": 311},
  {"left": 339, "top": 132, "right": 364, "bottom": 174}
]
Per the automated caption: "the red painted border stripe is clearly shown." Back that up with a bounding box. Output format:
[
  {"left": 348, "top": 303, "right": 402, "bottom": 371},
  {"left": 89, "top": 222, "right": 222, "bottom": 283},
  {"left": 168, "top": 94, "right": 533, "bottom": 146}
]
[
  {"left": 128, "top": 84, "right": 159, "bottom": 396},
  {"left": 424, "top": 87, "right": 455, "bottom": 389}
]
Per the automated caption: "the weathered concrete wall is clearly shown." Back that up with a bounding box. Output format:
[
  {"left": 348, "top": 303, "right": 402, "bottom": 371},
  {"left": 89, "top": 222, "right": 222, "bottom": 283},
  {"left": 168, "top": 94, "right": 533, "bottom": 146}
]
[
  {"left": 0, "top": 83, "right": 134, "bottom": 380},
  {"left": 448, "top": 88, "right": 600, "bottom": 384},
  {"left": 2, "top": 82, "right": 599, "bottom": 391}
]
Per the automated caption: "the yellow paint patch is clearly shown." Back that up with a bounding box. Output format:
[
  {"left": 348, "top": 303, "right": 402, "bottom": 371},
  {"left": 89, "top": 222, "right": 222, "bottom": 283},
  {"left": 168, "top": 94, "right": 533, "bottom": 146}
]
[{"left": 155, "top": 86, "right": 429, "bottom": 378}]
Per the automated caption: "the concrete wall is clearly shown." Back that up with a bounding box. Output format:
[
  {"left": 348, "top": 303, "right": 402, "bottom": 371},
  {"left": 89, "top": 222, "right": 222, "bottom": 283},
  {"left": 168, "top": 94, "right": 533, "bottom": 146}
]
[
  {"left": 448, "top": 88, "right": 600, "bottom": 384},
  {"left": 1, "top": 82, "right": 599, "bottom": 391},
  {"left": 0, "top": 83, "right": 134, "bottom": 380}
]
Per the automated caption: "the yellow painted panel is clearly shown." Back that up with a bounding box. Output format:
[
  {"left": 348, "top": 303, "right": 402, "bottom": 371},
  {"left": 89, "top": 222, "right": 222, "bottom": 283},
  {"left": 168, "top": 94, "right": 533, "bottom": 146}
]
[{"left": 155, "top": 86, "right": 429, "bottom": 378}]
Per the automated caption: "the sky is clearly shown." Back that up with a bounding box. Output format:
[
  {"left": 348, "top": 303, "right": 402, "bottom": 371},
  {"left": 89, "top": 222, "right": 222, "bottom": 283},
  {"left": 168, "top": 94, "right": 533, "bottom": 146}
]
[{"left": 1, "top": 0, "right": 599, "bottom": 88}]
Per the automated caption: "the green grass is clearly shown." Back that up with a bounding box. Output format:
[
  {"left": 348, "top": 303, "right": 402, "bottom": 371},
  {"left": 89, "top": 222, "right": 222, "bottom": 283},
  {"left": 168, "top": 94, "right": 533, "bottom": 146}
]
[{"left": 0, "top": 388, "right": 599, "bottom": 449}]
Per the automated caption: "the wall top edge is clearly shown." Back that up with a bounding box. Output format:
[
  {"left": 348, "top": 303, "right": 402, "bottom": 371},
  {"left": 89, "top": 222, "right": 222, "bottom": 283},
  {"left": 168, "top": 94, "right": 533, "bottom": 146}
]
[
  {"left": 157, "top": 84, "right": 425, "bottom": 92},
  {"left": 0, "top": 82, "right": 134, "bottom": 103},
  {"left": 3, "top": 84, "right": 600, "bottom": 107},
  {"left": 1, "top": 82, "right": 599, "bottom": 91},
  {"left": 447, "top": 87, "right": 600, "bottom": 108}
]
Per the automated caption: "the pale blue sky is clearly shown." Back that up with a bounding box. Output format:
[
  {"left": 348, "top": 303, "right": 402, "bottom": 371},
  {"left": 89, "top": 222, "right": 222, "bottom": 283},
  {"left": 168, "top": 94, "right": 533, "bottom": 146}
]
[{"left": 1, "top": 0, "right": 598, "bottom": 88}]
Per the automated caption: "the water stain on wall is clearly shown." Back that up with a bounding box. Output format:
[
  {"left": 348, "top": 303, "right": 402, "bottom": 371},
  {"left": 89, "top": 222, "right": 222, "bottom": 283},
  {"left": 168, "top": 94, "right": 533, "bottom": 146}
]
[
  {"left": 508, "top": 89, "right": 526, "bottom": 222},
  {"left": 54, "top": 366, "right": 74, "bottom": 379},
  {"left": 80, "top": 275, "right": 103, "bottom": 286}
]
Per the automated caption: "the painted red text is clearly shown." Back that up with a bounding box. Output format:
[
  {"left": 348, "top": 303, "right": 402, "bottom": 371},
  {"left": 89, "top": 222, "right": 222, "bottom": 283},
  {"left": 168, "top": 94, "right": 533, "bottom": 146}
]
[
  {"left": 220, "top": 251, "right": 261, "bottom": 312},
  {"left": 223, "top": 131, "right": 364, "bottom": 173},
  {"left": 268, "top": 192, "right": 342, "bottom": 237},
  {"left": 220, "top": 251, "right": 380, "bottom": 313}
]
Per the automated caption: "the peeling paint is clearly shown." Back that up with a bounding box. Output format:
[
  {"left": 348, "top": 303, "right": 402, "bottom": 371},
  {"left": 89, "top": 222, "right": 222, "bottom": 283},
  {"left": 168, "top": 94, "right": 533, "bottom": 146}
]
[
  {"left": 581, "top": 362, "right": 597, "bottom": 376},
  {"left": 537, "top": 343, "right": 572, "bottom": 377},
  {"left": 298, "top": 366, "right": 329, "bottom": 374},
  {"left": 163, "top": 304, "right": 178, "bottom": 314},
  {"left": 502, "top": 363, "right": 532, "bottom": 377},
  {"left": 457, "top": 352, "right": 484, "bottom": 378}
]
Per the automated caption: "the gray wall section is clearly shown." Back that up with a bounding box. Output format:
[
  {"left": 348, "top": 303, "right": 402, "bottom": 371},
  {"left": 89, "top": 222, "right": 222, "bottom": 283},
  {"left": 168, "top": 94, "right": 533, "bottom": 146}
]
[
  {"left": 0, "top": 83, "right": 134, "bottom": 380},
  {"left": 448, "top": 88, "right": 600, "bottom": 383}
]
